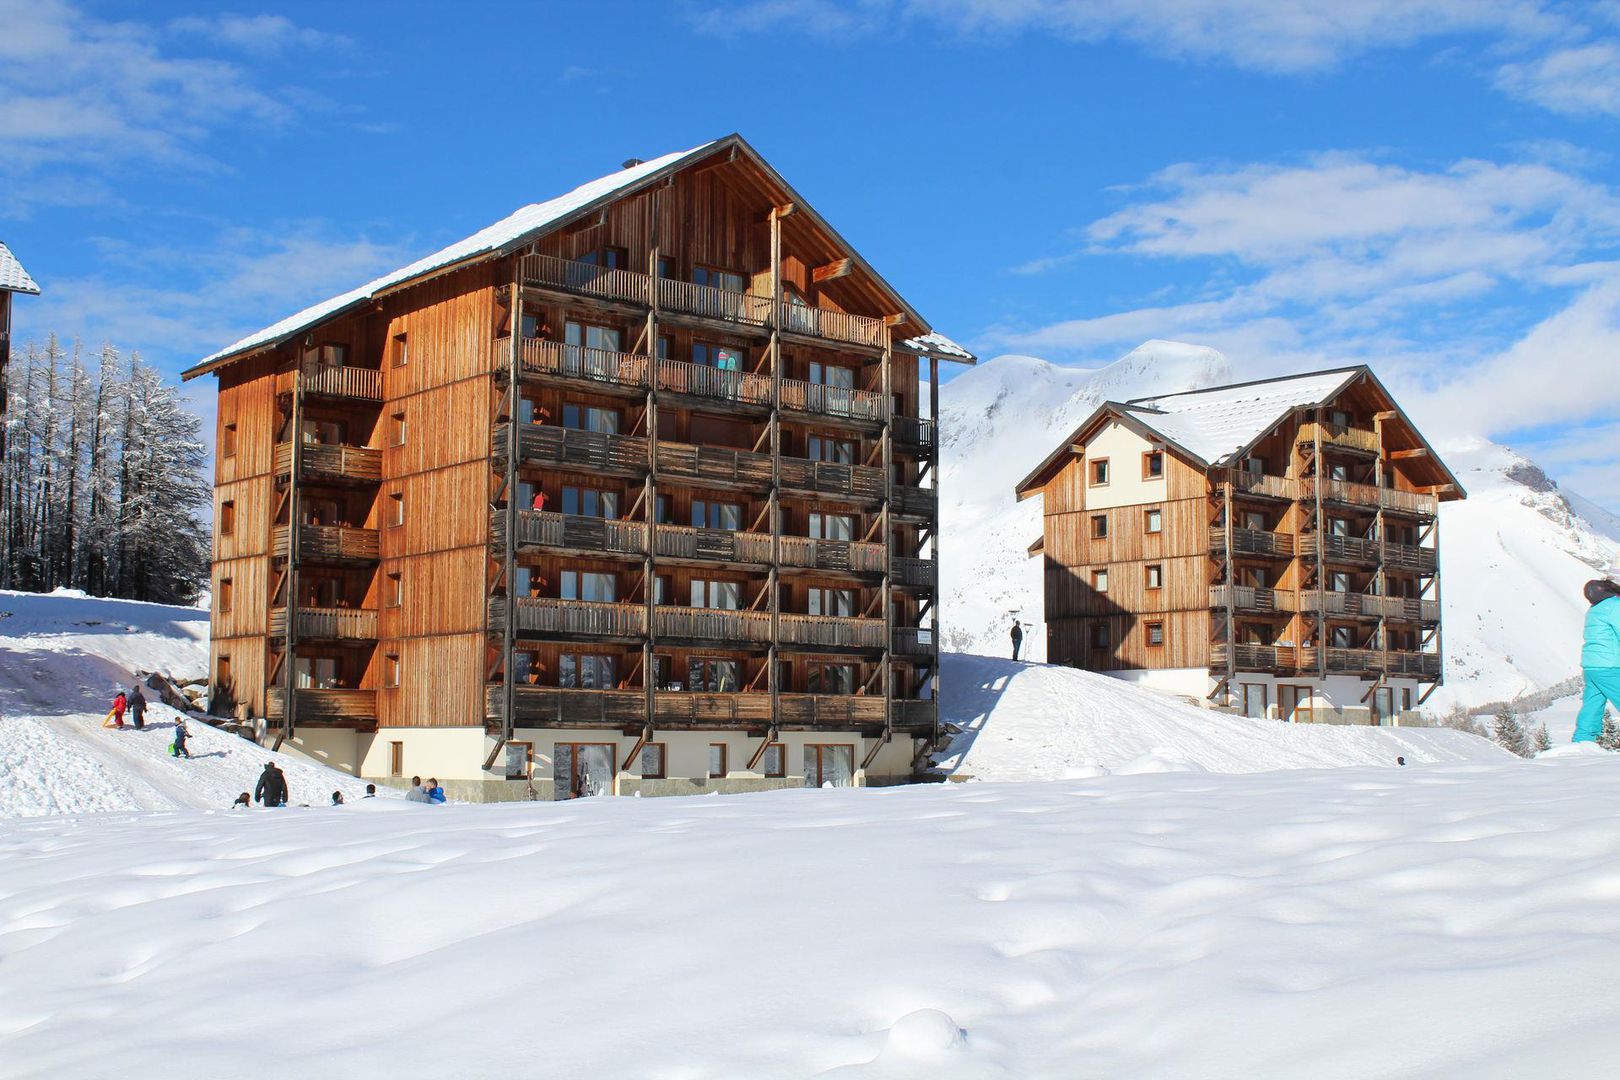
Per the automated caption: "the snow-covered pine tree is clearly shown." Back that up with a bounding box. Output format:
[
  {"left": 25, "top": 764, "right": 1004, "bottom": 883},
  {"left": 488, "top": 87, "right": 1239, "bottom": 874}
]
[
  {"left": 1598, "top": 712, "right": 1620, "bottom": 752},
  {"left": 1532, "top": 723, "right": 1552, "bottom": 754},
  {"left": 116, "top": 355, "right": 210, "bottom": 604},
  {"left": 1492, "top": 706, "right": 1530, "bottom": 758}
]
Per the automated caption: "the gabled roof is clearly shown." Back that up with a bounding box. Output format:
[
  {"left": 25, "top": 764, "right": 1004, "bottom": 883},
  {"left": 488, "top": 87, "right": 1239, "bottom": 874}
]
[
  {"left": 1015, "top": 364, "right": 1465, "bottom": 499},
  {"left": 0, "top": 241, "right": 40, "bottom": 295},
  {"left": 183, "top": 134, "right": 972, "bottom": 380}
]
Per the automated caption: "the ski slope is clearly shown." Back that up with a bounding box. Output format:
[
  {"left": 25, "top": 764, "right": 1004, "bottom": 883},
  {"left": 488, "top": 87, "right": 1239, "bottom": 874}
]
[
  {"left": 0, "top": 589, "right": 378, "bottom": 816},
  {"left": 936, "top": 654, "right": 1508, "bottom": 780},
  {"left": 4, "top": 753, "right": 1620, "bottom": 1078}
]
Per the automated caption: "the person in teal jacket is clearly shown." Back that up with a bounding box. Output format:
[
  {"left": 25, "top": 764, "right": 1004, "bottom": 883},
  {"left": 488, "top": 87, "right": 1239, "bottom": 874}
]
[{"left": 1574, "top": 579, "right": 1620, "bottom": 742}]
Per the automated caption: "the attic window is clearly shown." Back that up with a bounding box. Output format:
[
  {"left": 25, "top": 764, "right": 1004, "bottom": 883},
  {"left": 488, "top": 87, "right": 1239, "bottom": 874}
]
[
  {"left": 1090, "top": 458, "right": 1110, "bottom": 486},
  {"left": 1143, "top": 451, "right": 1164, "bottom": 479}
]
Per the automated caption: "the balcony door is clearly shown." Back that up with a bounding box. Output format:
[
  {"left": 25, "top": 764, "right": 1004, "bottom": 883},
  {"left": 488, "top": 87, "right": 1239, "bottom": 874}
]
[
  {"left": 564, "top": 321, "right": 622, "bottom": 379},
  {"left": 804, "top": 744, "right": 854, "bottom": 788},
  {"left": 554, "top": 742, "right": 615, "bottom": 799},
  {"left": 1278, "top": 685, "right": 1313, "bottom": 723}
]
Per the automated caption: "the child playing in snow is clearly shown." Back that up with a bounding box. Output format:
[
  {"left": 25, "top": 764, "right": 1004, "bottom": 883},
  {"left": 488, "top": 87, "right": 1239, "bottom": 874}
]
[{"left": 172, "top": 717, "right": 192, "bottom": 759}]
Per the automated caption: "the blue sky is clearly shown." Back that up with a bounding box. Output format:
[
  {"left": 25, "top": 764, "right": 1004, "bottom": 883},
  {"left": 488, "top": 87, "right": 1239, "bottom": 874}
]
[{"left": 4, "top": 0, "right": 1619, "bottom": 507}]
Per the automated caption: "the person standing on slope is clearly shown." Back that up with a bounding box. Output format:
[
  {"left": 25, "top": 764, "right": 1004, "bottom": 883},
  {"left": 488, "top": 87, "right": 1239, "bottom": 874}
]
[
  {"left": 255, "top": 761, "right": 289, "bottom": 807},
  {"left": 110, "top": 689, "right": 128, "bottom": 729},
  {"left": 1573, "top": 578, "right": 1620, "bottom": 743},
  {"left": 172, "top": 716, "right": 192, "bottom": 759},
  {"left": 128, "top": 685, "right": 147, "bottom": 730},
  {"left": 1010, "top": 619, "right": 1024, "bottom": 662}
]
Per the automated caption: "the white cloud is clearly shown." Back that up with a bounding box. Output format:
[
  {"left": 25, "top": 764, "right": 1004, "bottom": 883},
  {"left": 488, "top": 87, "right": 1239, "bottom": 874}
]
[
  {"left": 1496, "top": 41, "right": 1620, "bottom": 117},
  {"left": 168, "top": 14, "right": 349, "bottom": 55}
]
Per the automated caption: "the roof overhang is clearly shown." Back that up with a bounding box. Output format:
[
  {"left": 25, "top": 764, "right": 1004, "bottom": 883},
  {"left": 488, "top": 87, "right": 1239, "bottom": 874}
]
[{"left": 1013, "top": 402, "right": 1209, "bottom": 500}]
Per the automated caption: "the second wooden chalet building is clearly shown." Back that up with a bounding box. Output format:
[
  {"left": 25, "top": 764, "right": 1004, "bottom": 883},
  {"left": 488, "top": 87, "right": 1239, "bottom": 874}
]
[
  {"left": 1015, "top": 367, "right": 1463, "bottom": 724},
  {"left": 182, "top": 135, "right": 973, "bottom": 799}
]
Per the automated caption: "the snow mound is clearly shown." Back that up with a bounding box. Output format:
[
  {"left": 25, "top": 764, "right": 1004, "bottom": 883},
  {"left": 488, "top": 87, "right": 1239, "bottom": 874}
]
[{"left": 936, "top": 654, "right": 1508, "bottom": 780}]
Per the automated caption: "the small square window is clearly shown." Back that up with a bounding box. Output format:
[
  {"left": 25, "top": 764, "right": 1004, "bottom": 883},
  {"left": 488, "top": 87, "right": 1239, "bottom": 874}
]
[
  {"left": 1092, "top": 514, "right": 1109, "bottom": 539},
  {"left": 1143, "top": 451, "right": 1164, "bottom": 479},
  {"left": 1090, "top": 458, "right": 1110, "bottom": 486},
  {"left": 1146, "top": 564, "right": 1163, "bottom": 590},
  {"left": 1146, "top": 622, "right": 1165, "bottom": 647},
  {"left": 220, "top": 500, "right": 236, "bottom": 536},
  {"left": 1093, "top": 568, "right": 1109, "bottom": 593},
  {"left": 639, "top": 743, "right": 666, "bottom": 780},
  {"left": 1145, "top": 508, "right": 1163, "bottom": 534},
  {"left": 709, "top": 743, "right": 728, "bottom": 779}
]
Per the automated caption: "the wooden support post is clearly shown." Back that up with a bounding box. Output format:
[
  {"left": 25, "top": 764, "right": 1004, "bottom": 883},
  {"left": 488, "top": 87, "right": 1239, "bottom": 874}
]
[
  {"left": 283, "top": 370, "right": 303, "bottom": 742},
  {"left": 928, "top": 354, "right": 940, "bottom": 741},
  {"left": 501, "top": 265, "right": 521, "bottom": 748},
  {"left": 645, "top": 204, "right": 662, "bottom": 731},
  {"left": 768, "top": 206, "right": 783, "bottom": 726},
  {"left": 1312, "top": 414, "right": 1327, "bottom": 682},
  {"left": 1222, "top": 479, "right": 1236, "bottom": 706},
  {"left": 881, "top": 321, "right": 894, "bottom": 739},
  {"left": 1373, "top": 412, "right": 1390, "bottom": 690}
]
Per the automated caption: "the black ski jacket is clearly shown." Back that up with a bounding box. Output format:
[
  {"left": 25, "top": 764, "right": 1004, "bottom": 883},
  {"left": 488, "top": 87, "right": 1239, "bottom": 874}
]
[{"left": 255, "top": 766, "right": 289, "bottom": 807}]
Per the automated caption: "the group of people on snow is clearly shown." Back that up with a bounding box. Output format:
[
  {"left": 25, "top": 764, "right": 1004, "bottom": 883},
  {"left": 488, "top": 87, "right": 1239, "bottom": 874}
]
[
  {"left": 105, "top": 683, "right": 191, "bottom": 757},
  {"left": 405, "top": 776, "right": 447, "bottom": 804}
]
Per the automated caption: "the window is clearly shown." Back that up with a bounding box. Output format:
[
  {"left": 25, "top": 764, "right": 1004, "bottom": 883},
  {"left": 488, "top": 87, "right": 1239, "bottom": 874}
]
[
  {"left": 809, "top": 361, "right": 855, "bottom": 389},
  {"left": 1330, "top": 408, "right": 1351, "bottom": 428},
  {"left": 1143, "top": 451, "right": 1164, "bottom": 479},
  {"left": 1242, "top": 683, "right": 1268, "bottom": 719},
  {"left": 1243, "top": 511, "right": 1267, "bottom": 531},
  {"left": 1329, "top": 463, "right": 1350, "bottom": 482},
  {"left": 687, "top": 658, "right": 740, "bottom": 692},
  {"left": 1092, "top": 514, "right": 1109, "bottom": 539},
  {"left": 561, "top": 571, "right": 617, "bottom": 603},
  {"left": 222, "top": 422, "right": 237, "bottom": 458},
  {"left": 1329, "top": 517, "right": 1350, "bottom": 537},
  {"left": 638, "top": 743, "right": 666, "bottom": 779},
  {"left": 693, "top": 265, "right": 746, "bottom": 293},
  {"left": 559, "top": 653, "right": 616, "bottom": 689},
  {"left": 1279, "top": 685, "right": 1313, "bottom": 724},
  {"left": 386, "top": 572, "right": 402, "bottom": 608},
  {"left": 1093, "top": 569, "right": 1109, "bottom": 593},
  {"left": 220, "top": 501, "right": 235, "bottom": 537},
  {"left": 1402, "top": 687, "right": 1413, "bottom": 712},
  {"left": 1329, "top": 572, "right": 1350, "bottom": 593},
  {"left": 655, "top": 494, "right": 674, "bottom": 525},
  {"left": 1331, "top": 626, "right": 1354, "bottom": 648},
  {"left": 1145, "top": 508, "right": 1162, "bottom": 534},
  {"left": 505, "top": 742, "right": 533, "bottom": 781},
  {"left": 808, "top": 435, "right": 856, "bottom": 464},
  {"left": 1242, "top": 457, "right": 1264, "bottom": 477},
  {"left": 690, "top": 579, "right": 741, "bottom": 609},
  {"left": 392, "top": 333, "right": 408, "bottom": 368},
  {"left": 561, "top": 404, "right": 620, "bottom": 433},
  {"left": 808, "top": 664, "right": 857, "bottom": 695},
  {"left": 692, "top": 342, "right": 746, "bottom": 371},
  {"left": 391, "top": 411, "right": 406, "bottom": 447},
  {"left": 1091, "top": 622, "right": 1110, "bottom": 649},
  {"left": 385, "top": 653, "right": 401, "bottom": 688},
  {"left": 218, "top": 578, "right": 233, "bottom": 613},
  {"left": 804, "top": 744, "right": 854, "bottom": 788},
  {"left": 564, "top": 320, "right": 622, "bottom": 354},
  {"left": 761, "top": 744, "right": 785, "bottom": 778},
  {"left": 653, "top": 575, "right": 672, "bottom": 606},
  {"left": 1371, "top": 687, "right": 1395, "bottom": 726},
  {"left": 808, "top": 588, "right": 856, "bottom": 617},
  {"left": 216, "top": 655, "right": 232, "bottom": 697},
  {"left": 809, "top": 512, "right": 854, "bottom": 541},
  {"left": 1146, "top": 622, "right": 1165, "bottom": 647},
  {"left": 389, "top": 741, "right": 404, "bottom": 778},
  {"left": 388, "top": 491, "right": 404, "bottom": 528},
  {"left": 1090, "top": 457, "right": 1110, "bottom": 486},
  {"left": 657, "top": 257, "right": 675, "bottom": 280},
  {"left": 709, "top": 743, "right": 728, "bottom": 779},
  {"left": 303, "top": 342, "right": 349, "bottom": 368},
  {"left": 692, "top": 500, "right": 743, "bottom": 531},
  {"left": 1145, "top": 564, "right": 1163, "bottom": 590},
  {"left": 562, "top": 487, "right": 618, "bottom": 519},
  {"left": 581, "top": 246, "right": 628, "bottom": 270}
]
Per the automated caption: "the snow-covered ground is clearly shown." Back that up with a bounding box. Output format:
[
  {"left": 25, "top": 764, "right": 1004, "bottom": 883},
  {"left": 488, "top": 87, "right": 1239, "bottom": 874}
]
[
  {"left": 5, "top": 753, "right": 1620, "bottom": 1079},
  {"left": 0, "top": 588, "right": 378, "bottom": 816},
  {"left": 936, "top": 654, "right": 1508, "bottom": 780}
]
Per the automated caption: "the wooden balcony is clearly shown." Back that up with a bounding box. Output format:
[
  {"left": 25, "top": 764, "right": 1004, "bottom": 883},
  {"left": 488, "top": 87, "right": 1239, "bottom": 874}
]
[
  {"left": 268, "top": 606, "right": 377, "bottom": 641},
  {"left": 1300, "top": 648, "right": 1441, "bottom": 678},
  {"left": 655, "top": 523, "right": 773, "bottom": 565},
  {"left": 494, "top": 597, "right": 647, "bottom": 640},
  {"left": 778, "top": 457, "right": 886, "bottom": 503},
  {"left": 1299, "top": 533, "right": 1381, "bottom": 565},
  {"left": 522, "top": 252, "right": 655, "bottom": 306},
  {"left": 517, "top": 338, "right": 650, "bottom": 393},
  {"left": 1299, "top": 420, "right": 1380, "bottom": 455},
  {"left": 501, "top": 510, "right": 647, "bottom": 557},
  {"left": 892, "top": 416, "right": 937, "bottom": 452},
  {"left": 1228, "top": 472, "right": 1299, "bottom": 501},
  {"left": 485, "top": 685, "right": 931, "bottom": 731},
  {"left": 1385, "top": 596, "right": 1441, "bottom": 623},
  {"left": 892, "top": 626, "right": 937, "bottom": 656},
  {"left": 1210, "top": 527, "right": 1295, "bottom": 559},
  {"left": 775, "top": 302, "right": 886, "bottom": 348},
  {"left": 654, "top": 691, "right": 774, "bottom": 726},
  {"left": 1211, "top": 643, "right": 1300, "bottom": 672},
  {"left": 890, "top": 698, "right": 937, "bottom": 731},
  {"left": 1298, "top": 591, "right": 1382, "bottom": 618},
  {"left": 777, "top": 535, "right": 886, "bottom": 575},
  {"left": 892, "top": 557, "right": 936, "bottom": 589},
  {"left": 272, "top": 524, "right": 380, "bottom": 564},
  {"left": 1384, "top": 540, "right": 1439, "bottom": 574},
  {"left": 778, "top": 614, "right": 886, "bottom": 650},
  {"left": 275, "top": 364, "right": 382, "bottom": 402},
  {"left": 778, "top": 694, "right": 887, "bottom": 727},
  {"left": 1314, "top": 478, "right": 1438, "bottom": 518},
  {"left": 654, "top": 357, "right": 772, "bottom": 407},
  {"left": 654, "top": 606, "right": 773, "bottom": 645},
  {"left": 892, "top": 485, "right": 937, "bottom": 519},
  {"left": 657, "top": 276, "right": 773, "bottom": 327},
  {"left": 502, "top": 423, "right": 649, "bottom": 477},
  {"left": 1209, "top": 585, "right": 1293, "bottom": 614},
  {"left": 489, "top": 685, "right": 647, "bottom": 727},
  {"left": 274, "top": 442, "right": 382, "bottom": 485},
  {"left": 657, "top": 441, "right": 774, "bottom": 489},
  {"left": 265, "top": 687, "right": 377, "bottom": 728},
  {"left": 780, "top": 377, "right": 884, "bottom": 423}
]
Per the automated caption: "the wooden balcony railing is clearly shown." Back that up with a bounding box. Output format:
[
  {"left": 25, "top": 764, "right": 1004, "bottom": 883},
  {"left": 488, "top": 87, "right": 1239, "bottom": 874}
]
[
  {"left": 654, "top": 357, "right": 772, "bottom": 406},
  {"left": 502, "top": 510, "right": 647, "bottom": 557},
  {"left": 655, "top": 523, "right": 773, "bottom": 565},
  {"left": 1314, "top": 478, "right": 1438, "bottom": 517},
  {"left": 776, "top": 302, "right": 886, "bottom": 347},
  {"left": 265, "top": 687, "right": 377, "bottom": 724},
  {"left": 891, "top": 556, "right": 936, "bottom": 588},
  {"left": 269, "top": 606, "right": 378, "bottom": 641},
  {"left": 892, "top": 485, "right": 937, "bottom": 518},
  {"left": 276, "top": 364, "right": 383, "bottom": 402},
  {"left": 1384, "top": 540, "right": 1439, "bottom": 573},
  {"left": 653, "top": 691, "right": 774, "bottom": 726},
  {"left": 495, "top": 597, "right": 647, "bottom": 639},
  {"left": 1209, "top": 585, "right": 1292, "bottom": 613},
  {"left": 891, "top": 626, "right": 936, "bottom": 655},
  {"left": 1299, "top": 533, "right": 1381, "bottom": 564},
  {"left": 518, "top": 338, "right": 650, "bottom": 391},
  {"left": 778, "top": 694, "right": 887, "bottom": 726},
  {"left": 274, "top": 442, "right": 382, "bottom": 484},
  {"left": 657, "top": 277, "right": 773, "bottom": 326},
  {"left": 1300, "top": 648, "right": 1441, "bottom": 678},
  {"left": 657, "top": 441, "right": 774, "bottom": 489},
  {"left": 1299, "top": 420, "right": 1380, "bottom": 455},
  {"left": 1298, "top": 591, "right": 1380, "bottom": 617},
  {"left": 778, "top": 614, "right": 886, "bottom": 650},
  {"left": 1227, "top": 472, "right": 1299, "bottom": 501},
  {"left": 272, "top": 524, "right": 380, "bottom": 563},
  {"left": 522, "top": 252, "right": 652, "bottom": 305},
  {"left": 502, "top": 423, "right": 649, "bottom": 476},
  {"left": 780, "top": 378, "right": 884, "bottom": 422},
  {"left": 489, "top": 685, "right": 647, "bottom": 726},
  {"left": 890, "top": 699, "right": 936, "bottom": 730},
  {"left": 487, "top": 685, "right": 929, "bottom": 729},
  {"left": 777, "top": 536, "right": 887, "bottom": 575},
  {"left": 1211, "top": 643, "right": 1299, "bottom": 672},
  {"left": 778, "top": 458, "right": 886, "bottom": 503},
  {"left": 1210, "top": 527, "right": 1295, "bottom": 559},
  {"left": 654, "top": 606, "right": 773, "bottom": 644},
  {"left": 892, "top": 416, "right": 937, "bottom": 450}
]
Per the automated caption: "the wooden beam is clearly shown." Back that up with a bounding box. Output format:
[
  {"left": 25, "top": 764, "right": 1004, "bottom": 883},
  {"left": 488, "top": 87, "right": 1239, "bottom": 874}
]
[
  {"left": 1422, "top": 483, "right": 1457, "bottom": 495},
  {"left": 1374, "top": 410, "right": 1399, "bottom": 422},
  {"left": 811, "top": 258, "right": 853, "bottom": 283},
  {"left": 751, "top": 203, "right": 796, "bottom": 224},
  {"left": 1390, "top": 448, "right": 1428, "bottom": 460}
]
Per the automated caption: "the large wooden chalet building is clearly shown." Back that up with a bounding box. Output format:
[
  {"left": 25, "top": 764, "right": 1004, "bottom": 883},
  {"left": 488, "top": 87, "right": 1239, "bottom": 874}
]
[
  {"left": 183, "top": 136, "right": 973, "bottom": 799},
  {"left": 1015, "top": 367, "right": 1464, "bottom": 724}
]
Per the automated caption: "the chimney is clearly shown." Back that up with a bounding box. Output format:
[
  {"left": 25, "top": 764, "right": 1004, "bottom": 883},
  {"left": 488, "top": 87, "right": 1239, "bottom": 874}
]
[{"left": 621, "top": 158, "right": 645, "bottom": 170}]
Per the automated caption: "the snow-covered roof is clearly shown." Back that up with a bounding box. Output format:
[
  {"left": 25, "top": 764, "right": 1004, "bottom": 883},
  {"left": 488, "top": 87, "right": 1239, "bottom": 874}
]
[
  {"left": 184, "top": 142, "right": 720, "bottom": 376},
  {"left": 1121, "top": 368, "right": 1362, "bottom": 466},
  {"left": 902, "top": 331, "right": 976, "bottom": 364},
  {"left": 0, "top": 241, "right": 40, "bottom": 295}
]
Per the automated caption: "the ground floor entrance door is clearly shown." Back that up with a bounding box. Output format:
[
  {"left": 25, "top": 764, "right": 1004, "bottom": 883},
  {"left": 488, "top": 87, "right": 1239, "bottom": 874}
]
[
  {"left": 554, "top": 743, "right": 615, "bottom": 798},
  {"left": 1278, "top": 685, "right": 1314, "bottom": 723},
  {"left": 803, "top": 744, "right": 855, "bottom": 788}
]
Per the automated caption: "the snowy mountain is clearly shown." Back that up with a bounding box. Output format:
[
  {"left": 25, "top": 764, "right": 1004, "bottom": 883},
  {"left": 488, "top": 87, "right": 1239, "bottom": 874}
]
[{"left": 937, "top": 343, "right": 1620, "bottom": 711}]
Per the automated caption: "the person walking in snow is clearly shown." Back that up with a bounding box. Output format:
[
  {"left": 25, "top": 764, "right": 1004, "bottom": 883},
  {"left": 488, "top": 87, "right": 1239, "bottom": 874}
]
[
  {"left": 110, "top": 690, "right": 128, "bottom": 729},
  {"left": 255, "top": 761, "right": 289, "bottom": 807},
  {"left": 128, "top": 686, "right": 147, "bottom": 730},
  {"left": 1573, "top": 578, "right": 1620, "bottom": 743},
  {"left": 1010, "top": 619, "right": 1024, "bottom": 662},
  {"left": 172, "top": 716, "right": 192, "bottom": 759}
]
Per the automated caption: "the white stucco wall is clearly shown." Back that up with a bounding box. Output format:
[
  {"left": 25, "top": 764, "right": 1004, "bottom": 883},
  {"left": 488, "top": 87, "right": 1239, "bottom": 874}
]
[{"left": 1081, "top": 421, "right": 1169, "bottom": 511}]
